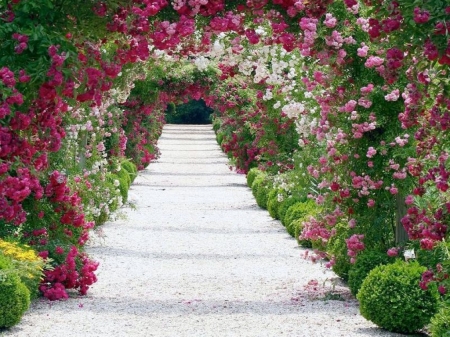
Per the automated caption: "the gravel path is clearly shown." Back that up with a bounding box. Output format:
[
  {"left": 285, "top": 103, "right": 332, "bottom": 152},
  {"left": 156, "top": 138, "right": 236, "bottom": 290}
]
[{"left": 3, "top": 125, "right": 405, "bottom": 337}]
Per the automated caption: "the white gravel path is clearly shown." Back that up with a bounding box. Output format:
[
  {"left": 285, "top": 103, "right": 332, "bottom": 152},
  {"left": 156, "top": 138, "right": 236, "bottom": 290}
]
[{"left": 3, "top": 125, "right": 407, "bottom": 337}]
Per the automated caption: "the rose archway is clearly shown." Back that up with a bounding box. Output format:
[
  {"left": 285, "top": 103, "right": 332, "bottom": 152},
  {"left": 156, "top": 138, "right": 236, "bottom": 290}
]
[{"left": 1, "top": 0, "right": 450, "bottom": 331}]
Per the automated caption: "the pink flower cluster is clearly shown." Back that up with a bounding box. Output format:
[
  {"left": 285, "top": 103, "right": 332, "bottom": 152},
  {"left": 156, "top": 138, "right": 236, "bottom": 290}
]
[
  {"left": 40, "top": 246, "right": 98, "bottom": 300},
  {"left": 420, "top": 264, "right": 448, "bottom": 295},
  {"left": 12, "top": 33, "right": 28, "bottom": 54},
  {"left": 346, "top": 234, "right": 365, "bottom": 263}
]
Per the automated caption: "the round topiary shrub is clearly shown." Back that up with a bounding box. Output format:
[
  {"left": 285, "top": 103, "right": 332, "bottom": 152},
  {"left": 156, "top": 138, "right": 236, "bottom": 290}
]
[
  {"left": 246, "top": 168, "right": 261, "bottom": 188},
  {"left": 357, "top": 260, "right": 439, "bottom": 334},
  {"left": 251, "top": 172, "right": 267, "bottom": 199},
  {"left": 430, "top": 303, "right": 450, "bottom": 337},
  {"left": 283, "top": 202, "right": 299, "bottom": 230},
  {"left": 278, "top": 197, "right": 302, "bottom": 227},
  {"left": 116, "top": 167, "right": 131, "bottom": 189},
  {"left": 121, "top": 161, "right": 138, "bottom": 183},
  {"left": 283, "top": 200, "right": 316, "bottom": 235},
  {"left": 0, "top": 272, "right": 31, "bottom": 328},
  {"left": 267, "top": 189, "right": 279, "bottom": 219},
  {"left": 255, "top": 177, "right": 272, "bottom": 210},
  {"left": 348, "top": 250, "right": 394, "bottom": 297}
]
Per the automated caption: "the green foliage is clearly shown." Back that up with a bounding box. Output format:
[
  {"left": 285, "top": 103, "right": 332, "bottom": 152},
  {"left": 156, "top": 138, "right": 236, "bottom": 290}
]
[
  {"left": 357, "top": 261, "right": 439, "bottom": 334},
  {"left": 0, "top": 254, "right": 12, "bottom": 270},
  {"left": 430, "top": 302, "right": 450, "bottom": 337},
  {"left": 109, "top": 173, "right": 129, "bottom": 204},
  {"left": 11, "top": 259, "right": 43, "bottom": 301},
  {"left": 121, "top": 160, "right": 138, "bottom": 183},
  {"left": 0, "top": 239, "right": 45, "bottom": 300},
  {"left": 283, "top": 200, "right": 316, "bottom": 235},
  {"left": 348, "top": 250, "right": 394, "bottom": 297},
  {"left": 415, "top": 240, "right": 450, "bottom": 270},
  {"left": 327, "top": 223, "right": 352, "bottom": 281},
  {"left": 89, "top": 177, "right": 120, "bottom": 226},
  {"left": 246, "top": 168, "right": 262, "bottom": 188},
  {"left": 212, "top": 116, "right": 222, "bottom": 132},
  {"left": 255, "top": 177, "right": 272, "bottom": 210},
  {"left": 251, "top": 173, "right": 268, "bottom": 210},
  {"left": 267, "top": 189, "right": 282, "bottom": 219},
  {"left": 278, "top": 197, "right": 303, "bottom": 227},
  {"left": 0, "top": 272, "right": 30, "bottom": 328},
  {"left": 116, "top": 167, "right": 131, "bottom": 189},
  {"left": 216, "top": 132, "right": 225, "bottom": 146}
]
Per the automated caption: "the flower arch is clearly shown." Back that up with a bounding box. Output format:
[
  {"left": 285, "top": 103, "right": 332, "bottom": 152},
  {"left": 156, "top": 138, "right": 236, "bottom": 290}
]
[{"left": 1, "top": 0, "right": 450, "bottom": 300}]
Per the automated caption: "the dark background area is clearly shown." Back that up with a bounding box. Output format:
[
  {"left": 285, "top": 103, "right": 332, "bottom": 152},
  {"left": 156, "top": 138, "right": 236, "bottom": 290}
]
[{"left": 165, "top": 99, "right": 213, "bottom": 124}]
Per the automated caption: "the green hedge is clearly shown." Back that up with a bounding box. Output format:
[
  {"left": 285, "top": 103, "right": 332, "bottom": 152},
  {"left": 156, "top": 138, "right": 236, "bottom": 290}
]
[
  {"left": 251, "top": 171, "right": 267, "bottom": 200},
  {"left": 116, "top": 167, "right": 131, "bottom": 189},
  {"left": 278, "top": 197, "right": 302, "bottom": 227},
  {"left": 255, "top": 176, "right": 272, "bottom": 210},
  {"left": 247, "top": 168, "right": 262, "bottom": 188},
  {"left": 121, "top": 160, "right": 138, "bottom": 183},
  {"left": 283, "top": 200, "right": 316, "bottom": 237}
]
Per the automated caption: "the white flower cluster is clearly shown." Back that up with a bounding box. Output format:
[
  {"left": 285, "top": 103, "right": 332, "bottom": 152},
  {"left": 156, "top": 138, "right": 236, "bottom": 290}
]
[
  {"left": 296, "top": 115, "right": 318, "bottom": 146},
  {"left": 282, "top": 101, "right": 305, "bottom": 119},
  {"left": 194, "top": 56, "right": 210, "bottom": 71},
  {"left": 263, "top": 89, "right": 273, "bottom": 101},
  {"left": 273, "top": 174, "right": 296, "bottom": 195}
]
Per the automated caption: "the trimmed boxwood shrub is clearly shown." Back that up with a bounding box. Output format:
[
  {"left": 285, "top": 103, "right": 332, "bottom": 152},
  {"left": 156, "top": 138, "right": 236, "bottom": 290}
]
[
  {"left": 109, "top": 173, "right": 129, "bottom": 203},
  {"left": 348, "top": 250, "right": 394, "bottom": 297},
  {"left": 430, "top": 303, "right": 450, "bottom": 337},
  {"left": 121, "top": 160, "right": 138, "bottom": 183},
  {"left": 267, "top": 188, "right": 279, "bottom": 219},
  {"left": 283, "top": 200, "right": 316, "bottom": 236},
  {"left": 357, "top": 260, "right": 439, "bottom": 334},
  {"left": 326, "top": 223, "right": 352, "bottom": 281},
  {"left": 0, "top": 272, "right": 30, "bottom": 328},
  {"left": 278, "top": 197, "right": 302, "bottom": 227},
  {"left": 247, "top": 167, "right": 262, "bottom": 188},
  {"left": 116, "top": 167, "right": 131, "bottom": 189},
  {"left": 255, "top": 176, "right": 272, "bottom": 209},
  {"left": 251, "top": 172, "right": 267, "bottom": 198}
]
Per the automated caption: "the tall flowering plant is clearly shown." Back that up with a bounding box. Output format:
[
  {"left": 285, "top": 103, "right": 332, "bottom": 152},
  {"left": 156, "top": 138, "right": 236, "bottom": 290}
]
[{"left": 0, "top": 0, "right": 156, "bottom": 299}]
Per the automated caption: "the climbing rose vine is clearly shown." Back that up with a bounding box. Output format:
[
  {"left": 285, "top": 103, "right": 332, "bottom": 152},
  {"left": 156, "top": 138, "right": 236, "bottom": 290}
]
[{"left": 1, "top": 0, "right": 449, "bottom": 304}]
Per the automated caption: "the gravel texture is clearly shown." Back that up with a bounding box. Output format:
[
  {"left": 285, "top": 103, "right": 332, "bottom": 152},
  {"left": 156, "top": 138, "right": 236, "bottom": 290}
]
[{"left": 3, "top": 125, "right": 406, "bottom": 337}]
